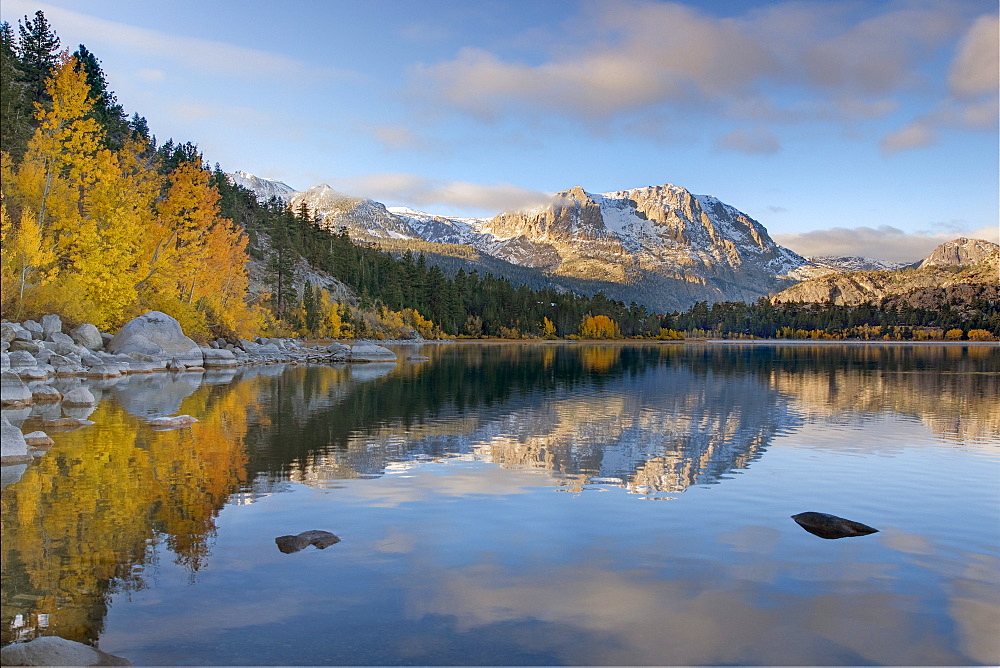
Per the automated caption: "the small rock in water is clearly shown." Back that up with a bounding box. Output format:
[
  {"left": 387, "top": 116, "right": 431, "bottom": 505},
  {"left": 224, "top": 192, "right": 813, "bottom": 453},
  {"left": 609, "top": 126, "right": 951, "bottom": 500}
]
[
  {"left": 275, "top": 529, "right": 341, "bottom": 553},
  {"left": 148, "top": 414, "right": 197, "bottom": 429},
  {"left": 41, "top": 417, "right": 95, "bottom": 430},
  {"left": 791, "top": 511, "right": 879, "bottom": 539},
  {"left": 0, "top": 635, "right": 131, "bottom": 666}
]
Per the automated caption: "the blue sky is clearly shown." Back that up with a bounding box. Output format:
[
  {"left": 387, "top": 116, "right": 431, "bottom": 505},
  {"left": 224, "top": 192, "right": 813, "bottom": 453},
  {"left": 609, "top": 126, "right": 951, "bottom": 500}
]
[{"left": 3, "top": 0, "right": 997, "bottom": 261}]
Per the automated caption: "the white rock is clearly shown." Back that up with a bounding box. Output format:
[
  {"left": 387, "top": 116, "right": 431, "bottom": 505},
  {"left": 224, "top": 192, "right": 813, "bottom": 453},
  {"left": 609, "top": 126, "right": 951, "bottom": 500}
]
[
  {"left": 148, "top": 414, "right": 197, "bottom": 429},
  {"left": 1, "top": 422, "right": 32, "bottom": 464},
  {"left": 0, "top": 636, "right": 131, "bottom": 666},
  {"left": 201, "top": 347, "right": 237, "bottom": 368},
  {"left": 71, "top": 323, "right": 104, "bottom": 350},
  {"left": 62, "top": 386, "right": 97, "bottom": 406},
  {"left": 349, "top": 343, "right": 397, "bottom": 363},
  {"left": 23, "top": 430, "right": 54, "bottom": 447},
  {"left": 108, "top": 311, "right": 203, "bottom": 366},
  {"left": 1, "top": 371, "right": 33, "bottom": 407},
  {"left": 41, "top": 313, "right": 63, "bottom": 339}
]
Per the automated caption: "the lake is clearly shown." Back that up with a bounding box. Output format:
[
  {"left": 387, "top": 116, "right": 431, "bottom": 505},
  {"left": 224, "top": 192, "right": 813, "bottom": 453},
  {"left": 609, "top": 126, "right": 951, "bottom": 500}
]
[{"left": 2, "top": 342, "right": 998, "bottom": 665}]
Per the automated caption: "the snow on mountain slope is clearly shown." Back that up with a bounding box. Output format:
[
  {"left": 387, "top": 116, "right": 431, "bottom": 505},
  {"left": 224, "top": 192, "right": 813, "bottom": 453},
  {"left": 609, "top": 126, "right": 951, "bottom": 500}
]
[
  {"left": 290, "top": 185, "right": 420, "bottom": 240},
  {"left": 231, "top": 171, "right": 817, "bottom": 310},
  {"left": 227, "top": 170, "right": 297, "bottom": 203}
]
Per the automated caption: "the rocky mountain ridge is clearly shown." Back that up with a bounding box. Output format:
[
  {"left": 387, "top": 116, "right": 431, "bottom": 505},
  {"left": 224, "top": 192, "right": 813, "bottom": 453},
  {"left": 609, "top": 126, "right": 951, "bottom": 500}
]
[
  {"left": 773, "top": 240, "right": 1000, "bottom": 306},
  {"left": 231, "top": 172, "right": 821, "bottom": 311},
  {"left": 228, "top": 172, "right": 997, "bottom": 314}
]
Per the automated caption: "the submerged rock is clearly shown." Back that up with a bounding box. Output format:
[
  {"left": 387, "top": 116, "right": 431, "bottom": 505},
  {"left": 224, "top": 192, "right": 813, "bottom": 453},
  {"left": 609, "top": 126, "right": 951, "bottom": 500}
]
[
  {"left": 791, "top": 511, "right": 879, "bottom": 539},
  {"left": 148, "top": 414, "right": 198, "bottom": 429},
  {"left": 41, "top": 417, "right": 95, "bottom": 430},
  {"left": 23, "top": 431, "right": 55, "bottom": 448},
  {"left": 276, "top": 529, "right": 341, "bottom": 553},
  {"left": 0, "top": 635, "right": 131, "bottom": 666}
]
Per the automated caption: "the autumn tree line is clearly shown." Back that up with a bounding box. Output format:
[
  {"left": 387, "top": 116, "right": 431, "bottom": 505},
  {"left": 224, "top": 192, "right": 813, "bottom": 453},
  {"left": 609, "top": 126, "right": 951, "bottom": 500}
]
[
  {"left": 1, "top": 12, "right": 254, "bottom": 338},
  {"left": 1, "top": 11, "right": 995, "bottom": 342}
]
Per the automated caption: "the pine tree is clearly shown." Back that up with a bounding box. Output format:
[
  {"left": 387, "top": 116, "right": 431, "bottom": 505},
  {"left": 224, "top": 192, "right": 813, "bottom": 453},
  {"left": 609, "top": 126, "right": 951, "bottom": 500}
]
[
  {"left": 0, "top": 21, "right": 32, "bottom": 159},
  {"left": 72, "top": 44, "right": 129, "bottom": 149},
  {"left": 16, "top": 10, "right": 60, "bottom": 105}
]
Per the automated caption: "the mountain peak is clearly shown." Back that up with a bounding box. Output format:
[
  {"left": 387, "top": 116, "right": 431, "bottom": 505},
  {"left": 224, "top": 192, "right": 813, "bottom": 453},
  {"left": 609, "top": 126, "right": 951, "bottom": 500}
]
[
  {"left": 227, "top": 171, "right": 296, "bottom": 203},
  {"left": 919, "top": 237, "right": 1000, "bottom": 269}
]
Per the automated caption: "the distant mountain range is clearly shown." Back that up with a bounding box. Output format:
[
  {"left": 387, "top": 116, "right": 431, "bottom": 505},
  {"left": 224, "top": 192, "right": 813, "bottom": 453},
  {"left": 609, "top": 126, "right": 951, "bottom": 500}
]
[
  {"left": 773, "top": 237, "right": 999, "bottom": 307},
  {"left": 228, "top": 172, "right": 997, "bottom": 312}
]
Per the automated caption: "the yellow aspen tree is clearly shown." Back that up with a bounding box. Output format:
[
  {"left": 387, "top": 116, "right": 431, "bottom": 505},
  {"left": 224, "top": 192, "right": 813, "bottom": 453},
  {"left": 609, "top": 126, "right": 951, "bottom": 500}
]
[
  {"left": 10, "top": 54, "right": 102, "bottom": 270},
  {"left": 148, "top": 160, "right": 220, "bottom": 302},
  {"left": 71, "top": 141, "right": 160, "bottom": 328}
]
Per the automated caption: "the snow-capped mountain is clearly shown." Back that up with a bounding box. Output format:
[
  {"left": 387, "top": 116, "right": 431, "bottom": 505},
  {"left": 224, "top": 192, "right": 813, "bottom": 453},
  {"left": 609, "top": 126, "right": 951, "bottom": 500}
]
[
  {"left": 289, "top": 185, "right": 421, "bottom": 240},
  {"left": 231, "top": 172, "right": 816, "bottom": 311},
  {"left": 808, "top": 256, "right": 909, "bottom": 273},
  {"left": 227, "top": 170, "right": 296, "bottom": 203}
]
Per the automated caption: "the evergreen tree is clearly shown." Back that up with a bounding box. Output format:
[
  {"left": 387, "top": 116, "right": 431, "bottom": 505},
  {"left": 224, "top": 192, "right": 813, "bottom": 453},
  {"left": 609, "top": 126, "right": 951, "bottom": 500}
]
[
  {"left": 0, "top": 21, "right": 32, "bottom": 159},
  {"left": 72, "top": 44, "right": 130, "bottom": 149},
  {"left": 16, "top": 10, "right": 60, "bottom": 105}
]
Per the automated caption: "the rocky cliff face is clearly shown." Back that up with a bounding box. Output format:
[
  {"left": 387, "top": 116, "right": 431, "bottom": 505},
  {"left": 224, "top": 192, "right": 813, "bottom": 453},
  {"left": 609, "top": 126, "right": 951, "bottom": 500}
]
[
  {"left": 773, "top": 240, "right": 999, "bottom": 306},
  {"left": 918, "top": 237, "right": 999, "bottom": 269},
  {"left": 233, "top": 172, "right": 817, "bottom": 311}
]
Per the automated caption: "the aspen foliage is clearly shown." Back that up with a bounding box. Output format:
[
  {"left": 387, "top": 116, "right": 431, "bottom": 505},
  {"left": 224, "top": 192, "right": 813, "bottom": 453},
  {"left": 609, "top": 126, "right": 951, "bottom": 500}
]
[
  {"left": 0, "top": 56, "right": 260, "bottom": 337},
  {"left": 578, "top": 314, "right": 622, "bottom": 339}
]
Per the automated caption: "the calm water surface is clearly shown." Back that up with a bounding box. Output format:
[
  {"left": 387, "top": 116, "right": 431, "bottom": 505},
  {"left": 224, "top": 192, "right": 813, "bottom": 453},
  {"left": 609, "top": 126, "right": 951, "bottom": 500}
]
[{"left": 2, "top": 343, "right": 998, "bottom": 665}]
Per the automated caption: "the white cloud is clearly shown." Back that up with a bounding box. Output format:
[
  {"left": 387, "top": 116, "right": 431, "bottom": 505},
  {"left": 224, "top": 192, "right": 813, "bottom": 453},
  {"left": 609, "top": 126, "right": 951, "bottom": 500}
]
[
  {"left": 342, "top": 173, "right": 552, "bottom": 215},
  {"left": 881, "top": 120, "right": 936, "bottom": 154},
  {"left": 773, "top": 224, "right": 999, "bottom": 264},
  {"left": 883, "top": 12, "right": 998, "bottom": 154},
  {"left": 715, "top": 127, "right": 780, "bottom": 154},
  {"left": 370, "top": 125, "right": 431, "bottom": 152},
  {"left": 411, "top": 0, "right": 976, "bottom": 135},
  {"left": 949, "top": 14, "right": 1000, "bottom": 98}
]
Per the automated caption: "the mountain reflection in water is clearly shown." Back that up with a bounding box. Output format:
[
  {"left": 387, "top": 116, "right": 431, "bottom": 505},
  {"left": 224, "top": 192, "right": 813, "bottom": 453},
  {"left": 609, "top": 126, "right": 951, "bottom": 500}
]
[{"left": 1, "top": 342, "right": 998, "bottom": 665}]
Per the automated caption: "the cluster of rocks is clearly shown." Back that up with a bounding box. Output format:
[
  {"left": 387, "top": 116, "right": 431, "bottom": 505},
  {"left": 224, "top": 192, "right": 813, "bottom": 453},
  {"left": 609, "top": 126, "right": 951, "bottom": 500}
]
[{"left": 2, "top": 310, "right": 401, "bottom": 467}]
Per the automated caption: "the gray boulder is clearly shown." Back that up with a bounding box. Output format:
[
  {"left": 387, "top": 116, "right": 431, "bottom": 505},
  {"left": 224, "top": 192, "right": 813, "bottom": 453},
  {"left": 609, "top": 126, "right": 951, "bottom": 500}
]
[
  {"left": 349, "top": 343, "right": 397, "bottom": 363},
  {"left": 1, "top": 372, "right": 33, "bottom": 407},
  {"left": 19, "top": 366, "right": 52, "bottom": 381},
  {"left": 1, "top": 352, "right": 8, "bottom": 371},
  {"left": 327, "top": 343, "right": 351, "bottom": 361},
  {"left": 30, "top": 384, "right": 62, "bottom": 403},
  {"left": 22, "top": 320, "right": 43, "bottom": 338},
  {"left": 71, "top": 323, "right": 104, "bottom": 350},
  {"left": 0, "top": 636, "right": 131, "bottom": 666},
  {"left": 201, "top": 347, "right": 237, "bottom": 368},
  {"left": 62, "top": 387, "right": 97, "bottom": 406},
  {"left": 8, "top": 339, "right": 43, "bottom": 355},
  {"left": 41, "top": 314, "right": 63, "bottom": 339},
  {"left": 108, "top": 311, "right": 203, "bottom": 366},
  {"left": 1, "top": 322, "right": 21, "bottom": 342},
  {"left": 51, "top": 333, "right": 83, "bottom": 357},
  {"left": 1, "top": 421, "right": 32, "bottom": 464},
  {"left": 8, "top": 351, "right": 38, "bottom": 368}
]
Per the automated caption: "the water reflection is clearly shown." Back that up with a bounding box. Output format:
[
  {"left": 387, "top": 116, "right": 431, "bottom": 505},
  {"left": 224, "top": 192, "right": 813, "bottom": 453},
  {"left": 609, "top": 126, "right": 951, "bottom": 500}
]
[{"left": 1, "top": 343, "right": 998, "bottom": 659}]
